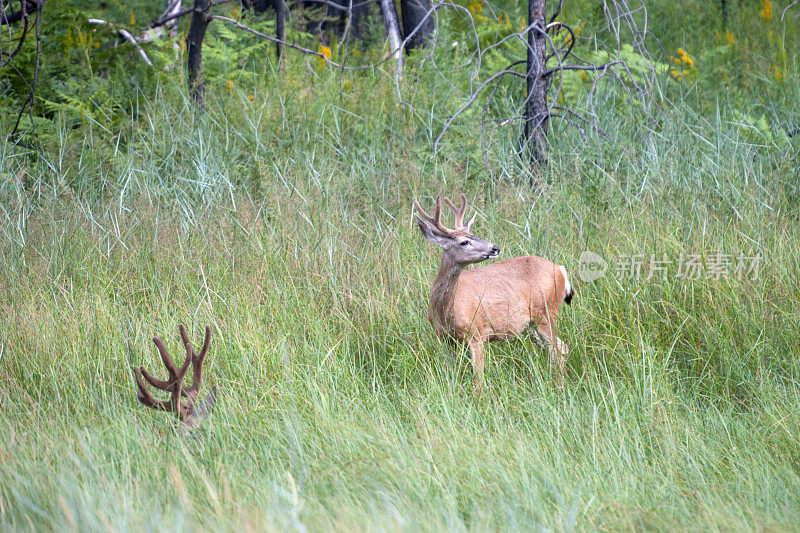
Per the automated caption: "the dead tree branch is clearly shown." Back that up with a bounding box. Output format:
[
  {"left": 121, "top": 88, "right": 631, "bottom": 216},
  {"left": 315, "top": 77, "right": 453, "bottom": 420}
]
[
  {"left": 782, "top": 0, "right": 799, "bottom": 20},
  {"left": 433, "top": 0, "right": 662, "bottom": 174},
  {"left": 88, "top": 19, "right": 154, "bottom": 66},
  {"left": 2, "top": 0, "right": 42, "bottom": 146},
  {"left": 0, "top": 0, "right": 38, "bottom": 26}
]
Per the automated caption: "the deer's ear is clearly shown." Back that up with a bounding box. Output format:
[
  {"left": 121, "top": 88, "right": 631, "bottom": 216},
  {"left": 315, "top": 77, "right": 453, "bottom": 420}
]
[
  {"left": 414, "top": 214, "right": 450, "bottom": 247},
  {"left": 465, "top": 213, "right": 477, "bottom": 233}
]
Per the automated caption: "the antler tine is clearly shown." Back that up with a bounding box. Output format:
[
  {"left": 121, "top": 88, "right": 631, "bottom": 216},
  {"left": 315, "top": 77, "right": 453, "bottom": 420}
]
[
  {"left": 139, "top": 366, "right": 170, "bottom": 390},
  {"left": 413, "top": 200, "right": 428, "bottom": 219},
  {"left": 133, "top": 368, "right": 172, "bottom": 411},
  {"left": 413, "top": 196, "right": 453, "bottom": 232},
  {"left": 144, "top": 335, "right": 192, "bottom": 390},
  {"left": 197, "top": 325, "right": 212, "bottom": 363},
  {"left": 443, "top": 194, "right": 469, "bottom": 230},
  {"left": 432, "top": 195, "right": 442, "bottom": 228},
  {"left": 155, "top": 336, "right": 191, "bottom": 380},
  {"left": 181, "top": 324, "right": 212, "bottom": 395},
  {"left": 413, "top": 198, "right": 434, "bottom": 224},
  {"left": 179, "top": 323, "right": 195, "bottom": 360},
  {"left": 138, "top": 337, "right": 178, "bottom": 390}
]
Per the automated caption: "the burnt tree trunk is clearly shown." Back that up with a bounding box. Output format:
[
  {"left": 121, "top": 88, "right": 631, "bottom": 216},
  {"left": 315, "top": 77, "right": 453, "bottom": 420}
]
[
  {"left": 240, "top": 0, "right": 288, "bottom": 60},
  {"left": 524, "top": 0, "right": 548, "bottom": 167},
  {"left": 187, "top": 0, "right": 212, "bottom": 105},
  {"left": 399, "top": 0, "right": 434, "bottom": 52},
  {"left": 276, "top": 0, "right": 287, "bottom": 61}
]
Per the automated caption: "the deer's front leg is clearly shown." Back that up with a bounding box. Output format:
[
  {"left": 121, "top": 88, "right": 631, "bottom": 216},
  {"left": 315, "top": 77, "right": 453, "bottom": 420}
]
[{"left": 467, "top": 337, "right": 486, "bottom": 392}]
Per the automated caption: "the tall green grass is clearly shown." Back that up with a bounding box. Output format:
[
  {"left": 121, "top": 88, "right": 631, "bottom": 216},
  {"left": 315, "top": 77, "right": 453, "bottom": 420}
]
[{"left": 1, "top": 34, "right": 800, "bottom": 530}]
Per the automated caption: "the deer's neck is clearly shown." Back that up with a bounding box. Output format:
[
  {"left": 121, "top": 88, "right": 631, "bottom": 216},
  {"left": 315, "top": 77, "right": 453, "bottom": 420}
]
[{"left": 429, "top": 254, "right": 463, "bottom": 332}]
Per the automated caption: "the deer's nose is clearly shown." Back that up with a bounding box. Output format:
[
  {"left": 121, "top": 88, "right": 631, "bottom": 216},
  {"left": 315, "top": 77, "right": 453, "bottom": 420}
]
[{"left": 491, "top": 246, "right": 500, "bottom": 255}]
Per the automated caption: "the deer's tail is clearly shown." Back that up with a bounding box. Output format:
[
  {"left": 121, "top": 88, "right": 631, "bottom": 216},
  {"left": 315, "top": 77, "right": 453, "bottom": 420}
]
[{"left": 559, "top": 265, "right": 575, "bottom": 305}]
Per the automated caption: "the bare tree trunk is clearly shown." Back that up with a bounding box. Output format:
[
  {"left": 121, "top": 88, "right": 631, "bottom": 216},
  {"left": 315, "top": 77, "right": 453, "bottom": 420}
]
[
  {"left": 719, "top": 0, "right": 728, "bottom": 27},
  {"left": 240, "top": 0, "right": 287, "bottom": 61},
  {"left": 276, "top": 0, "right": 287, "bottom": 61},
  {"left": 187, "top": 0, "right": 212, "bottom": 105},
  {"left": 399, "top": 0, "right": 434, "bottom": 52},
  {"left": 379, "top": 0, "right": 403, "bottom": 70},
  {"left": 351, "top": 0, "right": 372, "bottom": 40},
  {"left": 524, "top": 0, "right": 548, "bottom": 167}
]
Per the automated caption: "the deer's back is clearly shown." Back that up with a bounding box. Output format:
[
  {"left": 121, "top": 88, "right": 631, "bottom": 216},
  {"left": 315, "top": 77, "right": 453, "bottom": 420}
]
[{"left": 453, "top": 256, "right": 566, "bottom": 339}]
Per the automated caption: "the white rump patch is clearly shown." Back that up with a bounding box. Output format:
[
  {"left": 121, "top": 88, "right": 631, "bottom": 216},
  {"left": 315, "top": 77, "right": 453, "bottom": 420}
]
[{"left": 559, "top": 265, "right": 572, "bottom": 298}]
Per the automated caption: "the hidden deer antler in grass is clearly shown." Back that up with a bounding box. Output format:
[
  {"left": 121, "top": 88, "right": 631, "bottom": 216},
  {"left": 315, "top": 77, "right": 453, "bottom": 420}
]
[
  {"left": 413, "top": 195, "right": 574, "bottom": 390},
  {"left": 133, "top": 324, "right": 217, "bottom": 433}
]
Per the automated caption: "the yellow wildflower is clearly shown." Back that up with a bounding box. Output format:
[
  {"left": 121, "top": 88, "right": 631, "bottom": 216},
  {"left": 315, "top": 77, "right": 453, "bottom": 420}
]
[
  {"left": 467, "top": 0, "right": 483, "bottom": 15},
  {"left": 93, "top": 41, "right": 99, "bottom": 49},
  {"left": 130, "top": 11, "right": 135, "bottom": 26},
  {"left": 318, "top": 45, "right": 331, "bottom": 70},
  {"left": 725, "top": 30, "right": 735, "bottom": 45},
  {"left": 670, "top": 69, "right": 679, "bottom": 78},
  {"left": 773, "top": 64, "right": 786, "bottom": 81},
  {"left": 226, "top": 79, "right": 235, "bottom": 89},
  {"left": 248, "top": 92, "right": 255, "bottom": 102},
  {"left": 672, "top": 48, "right": 694, "bottom": 72},
  {"left": 760, "top": 0, "right": 772, "bottom": 22}
]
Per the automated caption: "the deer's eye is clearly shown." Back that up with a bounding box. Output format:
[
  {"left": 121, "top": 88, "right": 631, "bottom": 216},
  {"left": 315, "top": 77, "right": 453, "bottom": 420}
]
[{"left": 460, "top": 240, "right": 470, "bottom": 246}]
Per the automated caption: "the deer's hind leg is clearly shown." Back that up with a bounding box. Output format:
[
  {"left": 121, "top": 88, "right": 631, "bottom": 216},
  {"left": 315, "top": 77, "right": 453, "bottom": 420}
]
[{"left": 533, "top": 317, "right": 569, "bottom": 388}]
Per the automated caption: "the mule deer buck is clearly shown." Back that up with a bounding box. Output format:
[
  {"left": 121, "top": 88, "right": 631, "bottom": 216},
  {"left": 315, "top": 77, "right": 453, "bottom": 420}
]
[
  {"left": 413, "top": 195, "right": 574, "bottom": 389},
  {"left": 133, "top": 324, "right": 217, "bottom": 434}
]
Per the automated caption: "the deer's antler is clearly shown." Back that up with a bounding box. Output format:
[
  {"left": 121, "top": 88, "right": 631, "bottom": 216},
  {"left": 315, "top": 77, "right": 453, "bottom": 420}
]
[
  {"left": 415, "top": 194, "right": 476, "bottom": 233},
  {"left": 133, "top": 324, "right": 216, "bottom": 431},
  {"left": 443, "top": 194, "right": 469, "bottom": 230},
  {"left": 414, "top": 195, "right": 459, "bottom": 234}
]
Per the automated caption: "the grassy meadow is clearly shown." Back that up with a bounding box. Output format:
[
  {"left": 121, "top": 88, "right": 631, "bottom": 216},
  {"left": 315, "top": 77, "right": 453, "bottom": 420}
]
[{"left": 1, "top": 0, "right": 800, "bottom": 530}]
